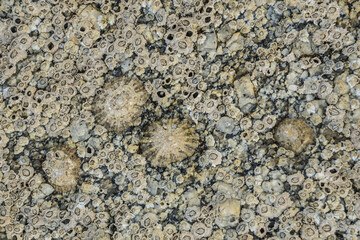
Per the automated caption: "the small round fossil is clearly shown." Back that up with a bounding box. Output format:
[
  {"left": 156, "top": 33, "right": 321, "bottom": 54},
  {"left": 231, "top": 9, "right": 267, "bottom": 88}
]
[
  {"left": 274, "top": 118, "right": 315, "bottom": 154},
  {"left": 141, "top": 118, "right": 200, "bottom": 167},
  {"left": 42, "top": 147, "right": 81, "bottom": 192},
  {"left": 92, "top": 77, "right": 149, "bottom": 132}
]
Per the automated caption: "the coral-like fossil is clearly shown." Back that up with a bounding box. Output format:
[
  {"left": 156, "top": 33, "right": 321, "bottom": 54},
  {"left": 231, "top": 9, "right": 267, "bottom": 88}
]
[
  {"left": 141, "top": 118, "right": 200, "bottom": 167},
  {"left": 93, "top": 78, "right": 149, "bottom": 131},
  {"left": 42, "top": 147, "right": 81, "bottom": 192},
  {"left": 274, "top": 118, "right": 315, "bottom": 154}
]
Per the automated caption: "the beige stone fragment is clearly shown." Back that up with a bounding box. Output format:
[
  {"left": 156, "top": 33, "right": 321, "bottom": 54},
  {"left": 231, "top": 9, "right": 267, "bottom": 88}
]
[
  {"left": 274, "top": 118, "right": 315, "bottom": 154},
  {"left": 217, "top": 199, "right": 241, "bottom": 217},
  {"left": 78, "top": 5, "right": 102, "bottom": 30},
  {"left": 234, "top": 75, "right": 257, "bottom": 112},
  {"left": 226, "top": 32, "right": 245, "bottom": 52},
  {"left": 215, "top": 198, "right": 241, "bottom": 227}
]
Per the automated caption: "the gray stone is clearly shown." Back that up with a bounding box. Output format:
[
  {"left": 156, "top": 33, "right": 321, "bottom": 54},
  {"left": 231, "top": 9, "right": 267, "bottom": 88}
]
[
  {"left": 199, "top": 33, "right": 217, "bottom": 52},
  {"left": 70, "top": 121, "right": 90, "bottom": 142},
  {"left": 216, "top": 117, "right": 235, "bottom": 134},
  {"left": 39, "top": 183, "right": 54, "bottom": 196}
]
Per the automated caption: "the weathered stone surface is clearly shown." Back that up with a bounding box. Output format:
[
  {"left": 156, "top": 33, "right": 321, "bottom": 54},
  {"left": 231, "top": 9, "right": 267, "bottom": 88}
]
[{"left": 274, "top": 118, "right": 315, "bottom": 154}]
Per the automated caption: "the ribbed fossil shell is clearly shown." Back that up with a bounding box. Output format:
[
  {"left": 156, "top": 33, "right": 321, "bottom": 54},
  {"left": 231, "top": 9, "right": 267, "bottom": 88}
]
[
  {"left": 93, "top": 77, "right": 149, "bottom": 132},
  {"left": 141, "top": 118, "right": 200, "bottom": 167},
  {"left": 42, "top": 147, "right": 81, "bottom": 192}
]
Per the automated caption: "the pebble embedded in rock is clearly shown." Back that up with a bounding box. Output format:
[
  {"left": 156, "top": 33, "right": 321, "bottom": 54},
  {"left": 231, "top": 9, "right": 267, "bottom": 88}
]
[
  {"left": 70, "top": 121, "right": 90, "bottom": 142},
  {"left": 274, "top": 118, "right": 315, "bottom": 154},
  {"left": 216, "top": 117, "right": 235, "bottom": 134}
]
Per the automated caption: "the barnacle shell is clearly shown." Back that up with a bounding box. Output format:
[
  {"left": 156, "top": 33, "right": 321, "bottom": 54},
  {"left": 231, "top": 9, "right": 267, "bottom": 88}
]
[
  {"left": 92, "top": 77, "right": 149, "bottom": 132},
  {"left": 42, "top": 146, "right": 81, "bottom": 192},
  {"left": 141, "top": 118, "right": 199, "bottom": 167},
  {"left": 274, "top": 118, "right": 315, "bottom": 154}
]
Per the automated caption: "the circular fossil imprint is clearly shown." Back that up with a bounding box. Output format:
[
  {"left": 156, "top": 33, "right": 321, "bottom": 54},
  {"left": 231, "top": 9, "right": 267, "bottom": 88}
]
[
  {"left": 42, "top": 146, "right": 81, "bottom": 192},
  {"left": 92, "top": 77, "right": 149, "bottom": 132},
  {"left": 141, "top": 118, "right": 200, "bottom": 167}
]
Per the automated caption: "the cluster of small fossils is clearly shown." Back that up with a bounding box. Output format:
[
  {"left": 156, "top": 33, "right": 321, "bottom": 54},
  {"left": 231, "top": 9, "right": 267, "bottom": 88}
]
[{"left": 1, "top": 0, "right": 360, "bottom": 239}]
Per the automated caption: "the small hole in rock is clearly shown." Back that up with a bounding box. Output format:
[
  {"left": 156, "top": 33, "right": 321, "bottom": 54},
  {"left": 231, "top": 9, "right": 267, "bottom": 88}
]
[
  {"left": 48, "top": 42, "right": 54, "bottom": 50},
  {"left": 157, "top": 91, "right": 166, "bottom": 98}
]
